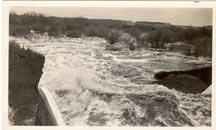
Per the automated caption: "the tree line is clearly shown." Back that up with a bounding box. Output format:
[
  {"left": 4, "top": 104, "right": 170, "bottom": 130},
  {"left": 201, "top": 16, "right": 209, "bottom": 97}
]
[{"left": 9, "top": 12, "right": 212, "bottom": 57}]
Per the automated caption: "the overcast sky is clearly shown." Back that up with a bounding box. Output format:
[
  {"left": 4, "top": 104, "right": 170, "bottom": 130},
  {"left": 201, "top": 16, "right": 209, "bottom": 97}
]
[{"left": 10, "top": 7, "right": 212, "bottom": 26}]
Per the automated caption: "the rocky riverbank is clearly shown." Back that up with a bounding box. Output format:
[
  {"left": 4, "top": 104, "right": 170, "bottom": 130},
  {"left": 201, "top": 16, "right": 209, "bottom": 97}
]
[{"left": 9, "top": 41, "right": 45, "bottom": 125}]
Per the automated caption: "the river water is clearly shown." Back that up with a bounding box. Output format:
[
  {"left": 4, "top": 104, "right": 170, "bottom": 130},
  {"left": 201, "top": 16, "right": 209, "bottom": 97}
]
[{"left": 10, "top": 36, "right": 212, "bottom": 126}]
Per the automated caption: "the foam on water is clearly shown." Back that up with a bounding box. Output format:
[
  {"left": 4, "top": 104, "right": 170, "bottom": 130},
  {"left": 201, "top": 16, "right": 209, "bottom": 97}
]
[{"left": 10, "top": 36, "right": 211, "bottom": 126}]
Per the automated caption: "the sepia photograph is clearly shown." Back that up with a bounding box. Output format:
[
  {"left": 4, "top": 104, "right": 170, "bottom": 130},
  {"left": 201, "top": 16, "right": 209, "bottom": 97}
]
[{"left": 5, "top": 2, "right": 213, "bottom": 127}]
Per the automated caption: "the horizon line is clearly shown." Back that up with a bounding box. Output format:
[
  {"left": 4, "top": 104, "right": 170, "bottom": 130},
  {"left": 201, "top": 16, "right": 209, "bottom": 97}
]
[{"left": 10, "top": 11, "right": 212, "bottom": 28}]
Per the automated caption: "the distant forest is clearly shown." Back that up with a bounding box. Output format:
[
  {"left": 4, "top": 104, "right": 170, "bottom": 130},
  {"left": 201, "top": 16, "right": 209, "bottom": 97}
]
[{"left": 9, "top": 12, "right": 212, "bottom": 57}]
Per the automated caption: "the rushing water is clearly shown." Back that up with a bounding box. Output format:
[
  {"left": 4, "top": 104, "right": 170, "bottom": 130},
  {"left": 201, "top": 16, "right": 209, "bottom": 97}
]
[{"left": 10, "top": 36, "right": 211, "bottom": 126}]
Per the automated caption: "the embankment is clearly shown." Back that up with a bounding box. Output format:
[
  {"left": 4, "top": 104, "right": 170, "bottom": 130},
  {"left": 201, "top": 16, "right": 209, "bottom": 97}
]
[{"left": 9, "top": 41, "right": 45, "bottom": 125}]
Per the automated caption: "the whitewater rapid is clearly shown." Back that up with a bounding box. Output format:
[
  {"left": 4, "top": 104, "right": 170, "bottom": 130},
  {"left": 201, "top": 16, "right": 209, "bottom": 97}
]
[{"left": 10, "top": 36, "right": 211, "bottom": 126}]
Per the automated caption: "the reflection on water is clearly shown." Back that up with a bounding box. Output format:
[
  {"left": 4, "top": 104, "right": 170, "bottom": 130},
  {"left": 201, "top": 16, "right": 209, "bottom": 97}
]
[{"left": 10, "top": 36, "right": 211, "bottom": 126}]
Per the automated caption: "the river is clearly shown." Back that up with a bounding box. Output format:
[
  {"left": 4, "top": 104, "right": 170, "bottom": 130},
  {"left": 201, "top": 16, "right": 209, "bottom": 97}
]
[{"left": 10, "top": 36, "right": 211, "bottom": 126}]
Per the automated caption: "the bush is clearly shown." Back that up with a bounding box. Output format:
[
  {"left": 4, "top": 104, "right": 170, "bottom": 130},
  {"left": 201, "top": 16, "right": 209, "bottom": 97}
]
[
  {"left": 192, "top": 37, "right": 212, "bottom": 57},
  {"left": 106, "top": 30, "right": 121, "bottom": 44},
  {"left": 65, "top": 30, "right": 83, "bottom": 38},
  {"left": 86, "top": 26, "right": 108, "bottom": 38}
]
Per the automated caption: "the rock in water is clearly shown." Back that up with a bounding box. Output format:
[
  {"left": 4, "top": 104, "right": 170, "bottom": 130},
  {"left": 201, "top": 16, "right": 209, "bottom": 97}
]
[{"left": 154, "top": 66, "right": 211, "bottom": 94}]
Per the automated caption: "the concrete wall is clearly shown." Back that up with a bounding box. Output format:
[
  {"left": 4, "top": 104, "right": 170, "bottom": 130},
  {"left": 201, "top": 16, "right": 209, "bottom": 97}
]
[{"left": 36, "top": 87, "right": 66, "bottom": 126}]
